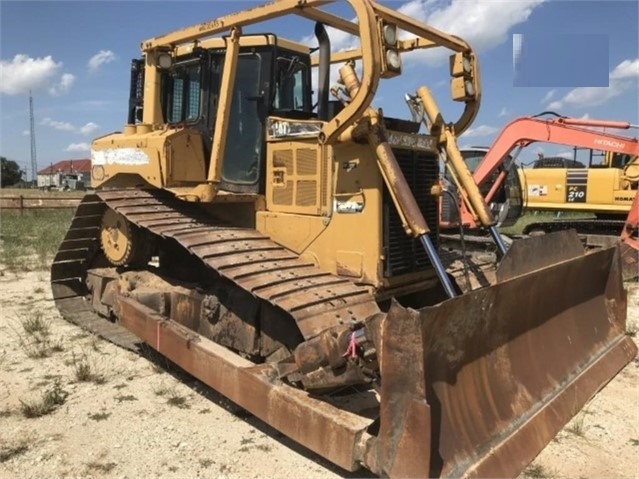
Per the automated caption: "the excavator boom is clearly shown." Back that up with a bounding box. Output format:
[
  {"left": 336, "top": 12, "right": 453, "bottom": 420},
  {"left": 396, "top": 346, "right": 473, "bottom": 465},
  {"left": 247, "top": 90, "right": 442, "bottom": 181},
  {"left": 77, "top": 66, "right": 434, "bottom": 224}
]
[{"left": 474, "top": 116, "right": 638, "bottom": 196}]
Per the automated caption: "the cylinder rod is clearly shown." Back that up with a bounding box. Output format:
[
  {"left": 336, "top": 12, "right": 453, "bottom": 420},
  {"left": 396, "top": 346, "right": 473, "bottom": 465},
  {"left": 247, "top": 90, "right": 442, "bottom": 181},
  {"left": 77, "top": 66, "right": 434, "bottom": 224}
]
[
  {"left": 419, "top": 234, "right": 457, "bottom": 298},
  {"left": 488, "top": 226, "right": 509, "bottom": 257}
]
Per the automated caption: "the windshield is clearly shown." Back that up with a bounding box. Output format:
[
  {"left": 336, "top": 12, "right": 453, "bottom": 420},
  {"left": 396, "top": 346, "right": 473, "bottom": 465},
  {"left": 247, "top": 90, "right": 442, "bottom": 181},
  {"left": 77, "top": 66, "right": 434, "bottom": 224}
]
[{"left": 460, "top": 150, "right": 487, "bottom": 173}]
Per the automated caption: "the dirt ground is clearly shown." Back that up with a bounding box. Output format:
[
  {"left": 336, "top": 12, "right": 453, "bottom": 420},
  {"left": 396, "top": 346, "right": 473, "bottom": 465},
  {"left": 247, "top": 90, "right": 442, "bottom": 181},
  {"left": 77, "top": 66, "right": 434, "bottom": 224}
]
[{"left": 0, "top": 268, "right": 637, "bottom": 479}]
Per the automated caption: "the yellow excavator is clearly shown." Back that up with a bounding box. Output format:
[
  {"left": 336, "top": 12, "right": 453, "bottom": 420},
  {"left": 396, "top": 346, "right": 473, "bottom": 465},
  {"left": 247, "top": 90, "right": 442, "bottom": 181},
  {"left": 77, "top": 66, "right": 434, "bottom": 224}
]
[
  {"left": 437, "top": 113, "right": 639, "bottom": 278},
  {"left": 51, "top": 1, "right": 636, "bottom": 477}
]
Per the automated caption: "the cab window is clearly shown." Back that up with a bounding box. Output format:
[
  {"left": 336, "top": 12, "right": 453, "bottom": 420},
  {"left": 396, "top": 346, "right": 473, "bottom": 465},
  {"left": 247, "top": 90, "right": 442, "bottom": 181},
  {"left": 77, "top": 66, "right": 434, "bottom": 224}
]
[
  {"left": 272, "top": 56, "right": 310, "bottom": 115},
  {"left": 164, "top": 59, "right": 202, "bottom": 124}
]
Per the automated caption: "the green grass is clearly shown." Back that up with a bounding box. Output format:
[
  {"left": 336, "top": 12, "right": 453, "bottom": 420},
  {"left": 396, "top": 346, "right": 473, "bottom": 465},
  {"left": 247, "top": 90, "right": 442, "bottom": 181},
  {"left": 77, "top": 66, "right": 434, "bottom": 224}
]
[{"left": 0, "top": 209, "right": 75, "bottom": 271}]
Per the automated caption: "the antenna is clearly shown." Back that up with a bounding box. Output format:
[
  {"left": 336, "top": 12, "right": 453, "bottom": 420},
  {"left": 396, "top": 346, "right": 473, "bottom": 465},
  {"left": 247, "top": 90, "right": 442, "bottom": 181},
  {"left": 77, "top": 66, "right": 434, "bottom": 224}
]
[{"left": 29, "top": 91, "right": 37, "bottom": 186}]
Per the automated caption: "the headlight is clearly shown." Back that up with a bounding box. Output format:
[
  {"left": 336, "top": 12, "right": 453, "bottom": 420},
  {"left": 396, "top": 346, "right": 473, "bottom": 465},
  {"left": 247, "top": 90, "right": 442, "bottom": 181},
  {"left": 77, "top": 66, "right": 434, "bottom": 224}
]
[
  {"left": 383, "top": 24, "right": 397, "bottom": 46},
  {"left": 463, "top": 56, "right": 472, "bottom": 73},
  {"left": 386, "top": 49, "right": 402, "bottom": 70},
  {"left": 157, "top": 53, "right": 173, "bottom": 69},
  {"left": 464, "top": 80, "right": 475, "bottom": 96}
]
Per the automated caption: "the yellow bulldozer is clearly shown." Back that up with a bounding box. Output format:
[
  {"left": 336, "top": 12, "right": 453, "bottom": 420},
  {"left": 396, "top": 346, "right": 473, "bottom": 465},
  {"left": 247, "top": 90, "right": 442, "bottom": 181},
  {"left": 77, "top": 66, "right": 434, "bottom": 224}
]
[{"left": 51, "top": 1, "right": 637, "bottom": 477}]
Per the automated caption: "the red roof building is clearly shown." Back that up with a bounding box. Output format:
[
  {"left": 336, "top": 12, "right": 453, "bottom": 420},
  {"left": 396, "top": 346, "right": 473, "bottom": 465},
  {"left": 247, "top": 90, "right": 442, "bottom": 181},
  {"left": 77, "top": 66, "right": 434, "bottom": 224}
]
[{"left": 37, "top": 159, "right": 91, "bottom": 175}]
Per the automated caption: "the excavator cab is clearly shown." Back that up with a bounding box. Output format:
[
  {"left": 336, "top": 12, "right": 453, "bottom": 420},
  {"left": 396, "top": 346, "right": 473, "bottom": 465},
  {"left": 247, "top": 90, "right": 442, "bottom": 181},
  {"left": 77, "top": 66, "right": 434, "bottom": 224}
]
[{"left": 441, "top": 147, "right": 523, "bottom": 228}]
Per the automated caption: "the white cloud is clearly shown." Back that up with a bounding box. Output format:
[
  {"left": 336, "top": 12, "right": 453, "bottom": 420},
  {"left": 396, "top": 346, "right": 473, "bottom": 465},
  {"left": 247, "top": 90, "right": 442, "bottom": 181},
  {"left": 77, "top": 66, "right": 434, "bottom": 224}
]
[
  {"left": 65, "top": 142, "right": 91, "bottom": 152},
  {"left": 300, "top": 19, "right": 356, "bottom": 52},
  {"left": 42, "top": 117, "right": 75, "bottom": 132},
  {"left": 498, "top": 107, "right": 509, "bottom": 117},
  {"left": 22, "top": 130, "right": 30, "bottom": 136},
  {"left": 461, "top": 124, "right": 498, "bottom": 137},
  {"left": 609, "top": 59, "right": 639, "bottom": 81},
  {"left": 547, "top": 87, "right": 621, "bottom": 110},
  {"left": 555, "top": 150, "right": 575, "bottom": 159},
  {"left": 49, "top": 73, "right": 75, "bottom": 96},
  {"left": 0, "top": 54, "right": 73, "bottom": 96},
  {"left": 42, "top": 117, "right": 100, "bottom": 135},
  {"left": 79, "top": 122, "right": 99, "bottom": 135},
  {"left": 540, "top": 89, "right": 556, "bottom": 104},
  {"left": 399, "top": 0, "right": 547, "bottom": 66},
  {"left": 547, "top": 58, "right": 638, "bottom": 110},
  {"left": 300, "top": 0, "right": 546, "bottom": 68},
  {"left": 88, "top": 50, "right": 116, "bottom": 72}
]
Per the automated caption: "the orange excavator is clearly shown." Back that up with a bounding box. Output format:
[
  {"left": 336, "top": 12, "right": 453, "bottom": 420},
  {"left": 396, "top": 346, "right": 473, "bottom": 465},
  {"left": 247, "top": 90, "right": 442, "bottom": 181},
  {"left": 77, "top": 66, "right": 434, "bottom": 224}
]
[{"left": 436, "top": 113, "right": 639, "bottom": 275}]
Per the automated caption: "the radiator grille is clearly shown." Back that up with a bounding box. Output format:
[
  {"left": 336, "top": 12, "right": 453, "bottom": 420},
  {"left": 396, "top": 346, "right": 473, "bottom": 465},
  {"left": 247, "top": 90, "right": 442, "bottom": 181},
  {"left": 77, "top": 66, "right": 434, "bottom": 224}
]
[{"left": 383, "top": 149, "right": 439, "bottom": 277}]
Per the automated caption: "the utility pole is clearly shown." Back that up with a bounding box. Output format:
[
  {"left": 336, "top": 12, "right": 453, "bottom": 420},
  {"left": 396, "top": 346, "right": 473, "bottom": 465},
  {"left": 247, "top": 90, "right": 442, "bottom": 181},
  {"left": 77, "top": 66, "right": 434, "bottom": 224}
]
[{"left": 29, "top": 91, "right": 38, "bottom": 187}]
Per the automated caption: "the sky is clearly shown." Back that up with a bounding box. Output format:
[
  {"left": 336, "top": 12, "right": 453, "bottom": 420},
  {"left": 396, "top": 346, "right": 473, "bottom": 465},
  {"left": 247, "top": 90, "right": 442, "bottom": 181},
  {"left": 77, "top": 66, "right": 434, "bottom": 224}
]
[{"left": 1, "top": 0, "right": 638, "bottom": 180}]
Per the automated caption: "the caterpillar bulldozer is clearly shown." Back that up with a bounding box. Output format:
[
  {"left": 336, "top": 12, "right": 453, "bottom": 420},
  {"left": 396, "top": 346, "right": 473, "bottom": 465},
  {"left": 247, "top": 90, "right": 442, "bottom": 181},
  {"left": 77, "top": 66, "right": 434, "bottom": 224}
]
[{"left": 51, "top": 1, "right": 637, "bottom": 477}]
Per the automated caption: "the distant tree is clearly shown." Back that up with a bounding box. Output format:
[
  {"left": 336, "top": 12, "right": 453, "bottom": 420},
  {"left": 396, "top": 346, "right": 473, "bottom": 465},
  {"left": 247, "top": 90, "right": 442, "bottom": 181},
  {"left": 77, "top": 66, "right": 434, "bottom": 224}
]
[{"left": 1, "top": 157, "right": 24, "bottom": 187}]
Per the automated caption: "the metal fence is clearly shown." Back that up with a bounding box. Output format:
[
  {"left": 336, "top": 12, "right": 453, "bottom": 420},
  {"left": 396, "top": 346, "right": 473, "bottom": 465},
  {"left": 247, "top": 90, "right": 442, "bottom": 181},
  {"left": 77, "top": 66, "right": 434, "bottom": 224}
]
[{"left": 0, "top": 195, "right": 81, "bottom": 214}]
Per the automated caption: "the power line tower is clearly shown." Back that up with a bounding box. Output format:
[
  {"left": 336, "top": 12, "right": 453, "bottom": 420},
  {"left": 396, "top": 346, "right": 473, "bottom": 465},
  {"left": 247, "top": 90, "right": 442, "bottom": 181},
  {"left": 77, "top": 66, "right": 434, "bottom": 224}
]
[{"left": 29, "top": 90, "right": 37, "bottom": 185}]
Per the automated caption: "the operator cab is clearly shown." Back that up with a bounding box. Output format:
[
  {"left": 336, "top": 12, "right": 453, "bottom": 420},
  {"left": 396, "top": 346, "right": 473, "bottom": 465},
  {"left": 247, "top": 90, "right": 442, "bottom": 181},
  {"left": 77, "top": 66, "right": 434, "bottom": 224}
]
[{"left": 129, "top": 35, "right": 313, "bottom": 194}]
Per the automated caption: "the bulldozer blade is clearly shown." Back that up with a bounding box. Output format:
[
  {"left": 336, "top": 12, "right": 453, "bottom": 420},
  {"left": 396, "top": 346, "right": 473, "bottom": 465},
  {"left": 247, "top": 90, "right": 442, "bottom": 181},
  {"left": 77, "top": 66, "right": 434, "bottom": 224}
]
[{"left": 373, "top": 234, "right": 637, "bottom": 478}]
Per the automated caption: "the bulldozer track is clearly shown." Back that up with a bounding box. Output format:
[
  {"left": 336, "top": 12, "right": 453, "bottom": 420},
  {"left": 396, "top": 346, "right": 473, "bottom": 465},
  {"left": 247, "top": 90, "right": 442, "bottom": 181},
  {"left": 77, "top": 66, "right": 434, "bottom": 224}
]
[{"left": 51, "top": 189, "right": 380, "bottom": 350}]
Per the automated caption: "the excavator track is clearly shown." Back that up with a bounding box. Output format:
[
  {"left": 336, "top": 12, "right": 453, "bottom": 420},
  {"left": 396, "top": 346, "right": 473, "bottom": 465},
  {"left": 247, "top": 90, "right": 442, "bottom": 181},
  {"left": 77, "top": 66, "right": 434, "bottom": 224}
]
[
  {"left": 51, "top": 189, "right": 380, "bottom": 350},
  {"left": 523, "top": 218, "right": 626, "bottom": 236}
]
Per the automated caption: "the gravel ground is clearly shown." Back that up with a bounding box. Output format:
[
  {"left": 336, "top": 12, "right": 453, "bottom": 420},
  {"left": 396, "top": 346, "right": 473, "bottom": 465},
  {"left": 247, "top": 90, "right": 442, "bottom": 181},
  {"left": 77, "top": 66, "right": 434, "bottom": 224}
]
[{"left": 0, "top": 269, "right": 637, "bottom": 479}]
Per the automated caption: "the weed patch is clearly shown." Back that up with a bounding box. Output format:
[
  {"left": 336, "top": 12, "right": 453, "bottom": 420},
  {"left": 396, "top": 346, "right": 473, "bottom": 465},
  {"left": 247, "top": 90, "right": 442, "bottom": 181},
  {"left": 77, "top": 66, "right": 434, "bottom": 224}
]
[
  {"left": 15, "top": 312, "right": 63, "bottom": 358},
  {"left": 166, "top": 391, "right": 189, "bottom": 409},
  {"left": 523, "top": 463, "right": 556, "bottom": 479},
  {"left": 86, "top": 461, "right": 117, "bottom": 474},
  {"left": 114, "top": 394, "right": 137, "bottom": 403},
  {"left": 71, "top": 351, "right": 106, "bottom": 384},
  {"left": 19, "top": 378, "right": 69, "bottom": 418},
  {"left": 566, "top": 410, "right": 588, "bottom": 437},
  {"left": 88, "top": 411, "right": 111, "bottom": 421},
  {"left": 0, "top": 439, "right": 29, "bottom": 463},
  {"left": 154, "top": 384, "right": 190, "bottom": 409}
]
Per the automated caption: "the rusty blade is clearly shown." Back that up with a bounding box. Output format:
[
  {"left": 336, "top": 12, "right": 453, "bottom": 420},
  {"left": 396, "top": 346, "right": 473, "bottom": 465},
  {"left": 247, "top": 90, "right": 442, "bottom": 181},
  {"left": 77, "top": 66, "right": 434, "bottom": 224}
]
[
  {"left": 382, "top": 243, "right": 636, "bottom": 478},
  {"left": 496, "top": 229, "right": 584, "bottom": 282}
]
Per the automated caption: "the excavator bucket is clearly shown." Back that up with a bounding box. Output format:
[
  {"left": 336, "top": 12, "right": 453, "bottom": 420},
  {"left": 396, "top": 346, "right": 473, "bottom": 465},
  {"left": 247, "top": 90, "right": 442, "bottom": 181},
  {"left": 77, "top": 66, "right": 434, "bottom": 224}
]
[{"left": 374, "top": 230, "right": 637, "bottom": 478}]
